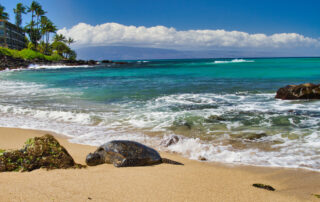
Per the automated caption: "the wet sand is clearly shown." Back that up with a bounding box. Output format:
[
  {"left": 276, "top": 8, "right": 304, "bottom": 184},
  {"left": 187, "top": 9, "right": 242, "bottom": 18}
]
[{"left": 0, "top": 127, "right": 319, "bottom": 201}]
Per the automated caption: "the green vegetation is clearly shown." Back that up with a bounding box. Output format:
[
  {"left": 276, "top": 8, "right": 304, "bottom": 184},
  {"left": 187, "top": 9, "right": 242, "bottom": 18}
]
[
  {"left": 314, "top": 194, "right": 320, "bottom": 198},
  {"left": 0, "top": 46, "right": 63, "bottom": 61},
  {"left": 0, "top": 149, "right": 5, "bottom": 156},
  {"left": 0, "top": 134, "right": 85, "bottom": 172},
  {"left": 1, "top": 1, "right": 76, "bottom": 61},
  {"left": 0, "top": 4, "right": 9, "bottom": 20},
  {"left": 13, "top": 3, "right": 26, "bottom": 28}
]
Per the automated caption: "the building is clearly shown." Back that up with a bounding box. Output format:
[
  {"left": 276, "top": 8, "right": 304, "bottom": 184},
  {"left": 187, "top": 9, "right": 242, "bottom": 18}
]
[{"left": 0, "top": 20, "right": 26, "bottom": 50}]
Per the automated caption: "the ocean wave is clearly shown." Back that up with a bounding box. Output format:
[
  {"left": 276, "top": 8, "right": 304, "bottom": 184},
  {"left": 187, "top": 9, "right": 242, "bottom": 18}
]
[
  {"left": 214, "top": 59, "right": 254, "bottom": 64},
  {"left": 28, "top": 64, "right": 91, "bottom": 69},
  {"left": 162, "top": 133, "right": 320, "bottom": 171},
  {"left": 137, "top": 60, "right": 150, "bottom": 63},
  {"left": 0, "top": 76, "right": 319, "bottom": 170}
]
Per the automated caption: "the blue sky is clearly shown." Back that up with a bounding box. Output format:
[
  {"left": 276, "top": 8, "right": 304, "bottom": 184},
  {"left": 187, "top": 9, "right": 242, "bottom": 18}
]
[
  {"left": 1, "top": 0, "right": 320, "bottom": 58},
  {"left": 2, "top": 0, "right": 319, "bottom": 37}
]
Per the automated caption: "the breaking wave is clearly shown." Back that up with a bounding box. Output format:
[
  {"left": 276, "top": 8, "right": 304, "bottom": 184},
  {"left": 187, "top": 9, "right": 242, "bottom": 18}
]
[{"left": 214, "top": 59, "right": 254, "bottom": 64}]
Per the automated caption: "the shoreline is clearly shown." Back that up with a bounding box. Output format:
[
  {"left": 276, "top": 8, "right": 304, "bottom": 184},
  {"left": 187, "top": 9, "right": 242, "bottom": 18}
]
[
  {"left": 0, "top": 53, "right": 129, "bottom": 71},
  {"left": 1, "top": 127, "right": 320, "bottom": 201}
]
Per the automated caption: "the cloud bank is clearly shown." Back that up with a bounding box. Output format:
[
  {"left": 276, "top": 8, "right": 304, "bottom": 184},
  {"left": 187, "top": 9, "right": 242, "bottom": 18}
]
[{"left": 58, "top": 22, "right": 320, "bottom": 50}]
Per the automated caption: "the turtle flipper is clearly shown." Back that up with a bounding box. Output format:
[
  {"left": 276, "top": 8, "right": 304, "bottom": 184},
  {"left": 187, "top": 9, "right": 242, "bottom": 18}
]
[
  {"left": 111, "top": 153, "right": 126, "bottom": 167},
  {"left": 113, "top": 158, "right": 149, "bottom": 167},
  {"left": 113, "top": 158, "right": 126, "bottom": 167},
  {"left": 161, "top": 158, "right": 183, "bottom": 165}
]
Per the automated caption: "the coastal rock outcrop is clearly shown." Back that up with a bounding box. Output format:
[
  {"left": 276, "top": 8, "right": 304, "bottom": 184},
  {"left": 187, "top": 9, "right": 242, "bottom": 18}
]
[
  {"left": 275, "top": 83, "right": 320, "bottom": 100},
  {"left": 0, "top": 54, "right": 30, "bottom": 70},
  {"left": 0, "top": 134, "right": 85, "bottom": 172},
  {"left": 160, "top": 135, "right": 181, "bottom": 147}
]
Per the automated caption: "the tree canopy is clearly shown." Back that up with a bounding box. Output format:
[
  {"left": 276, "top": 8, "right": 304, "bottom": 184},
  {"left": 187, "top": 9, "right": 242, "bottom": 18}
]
[
  {"left": 14, "top": 3, "right": 26, "bottom": 28},
  {"left": 0, "top": 4, "right": 9, "bottom": 20},
  {"left": 1, "top": 2, "right": 76, "bottom": 60}
]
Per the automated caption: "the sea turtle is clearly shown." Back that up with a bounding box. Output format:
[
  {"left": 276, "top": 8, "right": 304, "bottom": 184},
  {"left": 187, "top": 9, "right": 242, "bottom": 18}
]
[{"left": 86, "top": 140, "right": 183, "bottom": 167}]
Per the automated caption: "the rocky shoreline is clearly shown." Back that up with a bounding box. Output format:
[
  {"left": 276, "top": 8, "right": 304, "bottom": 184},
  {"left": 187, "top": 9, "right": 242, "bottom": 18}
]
[
  {"left": 0, "top": 54, "right": 128, "bottom": 71},
  {"left": 275, "top": 83, "right": 320, "bottom": 100}
]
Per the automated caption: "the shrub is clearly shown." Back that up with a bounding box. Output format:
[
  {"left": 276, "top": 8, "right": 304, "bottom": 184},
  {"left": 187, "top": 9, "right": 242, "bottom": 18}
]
[
  {"left": 0, "top": 47, "right": 21, "bottom": 58},
  {"left": 44, "top": 53, "right": 63, "bottom": 61},
  {"left": 0, "top": 47, "right": 13, "bottom": 57},
  {"left": 19, "top": 49, "right": 46, "bottom": 60},
  {"left": 0, "top": 46, "right": 75, "bottom": 61}
]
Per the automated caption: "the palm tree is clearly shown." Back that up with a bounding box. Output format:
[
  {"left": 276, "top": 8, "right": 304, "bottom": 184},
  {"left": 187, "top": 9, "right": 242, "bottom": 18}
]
[
  {"left": 40, "top": 16, "right": 57, "bottom": 54},
  {"left": 0, "top": 4, "right": 9, "bottom": 20},
  {"left": 27, "top": 1, "right": 45, "bottom": 48},
  {"left": 14, "top": 3, "right": 27, "bottom": 28},
  {"left": 40, "top": 16, "right": 49, "bottom": 41},
  {"left": 53, "top": 34, "right": 67, "bottom": 43},
  {"left": 51, "top": 40, "right": 70, "bottom": 57},
  {"left": 27, "top": 1, "right": 40, "bottom": 29},
  {"left": 67, "top": 37, "right": 75, "bottom": 46},
  {"left": 35, "top": 4, "right": 46, "bottom": 30}
]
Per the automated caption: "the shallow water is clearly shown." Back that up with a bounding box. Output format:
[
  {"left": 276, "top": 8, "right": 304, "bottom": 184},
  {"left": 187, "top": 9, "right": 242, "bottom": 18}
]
[{"left": 1, "top": 58, "right": 320, "bottom": 170}]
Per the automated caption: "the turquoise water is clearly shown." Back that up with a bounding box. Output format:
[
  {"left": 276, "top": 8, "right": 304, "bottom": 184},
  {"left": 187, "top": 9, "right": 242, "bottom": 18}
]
[{"left": 0, "top": 58, "right": 320, "bottom": 170}]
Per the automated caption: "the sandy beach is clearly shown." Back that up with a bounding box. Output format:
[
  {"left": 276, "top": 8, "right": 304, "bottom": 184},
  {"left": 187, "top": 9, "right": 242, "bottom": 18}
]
[{"left": 0, "top": 127, "right": 319, "bottom": 201}]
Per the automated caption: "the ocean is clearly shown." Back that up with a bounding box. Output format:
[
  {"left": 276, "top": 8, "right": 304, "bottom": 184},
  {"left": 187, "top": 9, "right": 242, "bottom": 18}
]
[{"left": 0, "top": 57, "right": 320, "bottom": 170}]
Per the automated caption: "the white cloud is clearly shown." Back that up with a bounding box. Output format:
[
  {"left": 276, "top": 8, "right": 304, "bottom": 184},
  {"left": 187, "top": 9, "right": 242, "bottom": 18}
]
[{"left": 58, "top": 22, "right": 320, "bottom": 50}]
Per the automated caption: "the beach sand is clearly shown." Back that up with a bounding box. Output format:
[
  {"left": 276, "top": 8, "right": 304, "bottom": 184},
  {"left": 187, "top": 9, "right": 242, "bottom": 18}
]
[{"left": 0, "top": 127, "right": 319, "bottom": 202}]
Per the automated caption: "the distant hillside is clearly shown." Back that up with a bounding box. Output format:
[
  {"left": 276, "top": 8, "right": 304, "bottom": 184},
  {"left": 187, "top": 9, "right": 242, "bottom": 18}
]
[{"left": 75, "top": 46, "right": 320, "bottom": 60}]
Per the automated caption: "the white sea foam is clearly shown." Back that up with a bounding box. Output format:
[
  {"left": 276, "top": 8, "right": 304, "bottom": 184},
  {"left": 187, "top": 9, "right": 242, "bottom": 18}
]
[
  {"left": 0, "top": 76, "right": 319, "bottom": 171},
  {"left": 28, "top": 64, "right": 91, "bottom": 69},
  {"left": 214, "top": 59, "right": 254, "bottom": 64}
]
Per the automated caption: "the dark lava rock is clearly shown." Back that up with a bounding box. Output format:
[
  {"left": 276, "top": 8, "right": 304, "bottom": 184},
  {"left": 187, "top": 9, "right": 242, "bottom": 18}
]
[
  {"left": 0, "top": 52, "right": 130, "bottom": 71},
  {"left": 230, "top": 132, "right": 267, "bottom": 140},
  {"left": 206, "top": 115, "right": 227, "bottom": 122},
  {"left": 0, "top": 54, "right": 30, "bottom": 70},
  {"left": 160, "top": 135, "right": 181, "bottom": 147},
  {"left": 275, "top": 83, "right": 320, "bottom": 100},
  {"left": 0, "top": 134, "right": 85, "bottom": 172},
  {"left": 252, "top": 183, "right": 275, "bottom": 191},
  {"left": 101, "top": 60, "right": 113, "bottom": 63},
  {"left": 198, "top": 156, "right": 207, "bottom": 161}
]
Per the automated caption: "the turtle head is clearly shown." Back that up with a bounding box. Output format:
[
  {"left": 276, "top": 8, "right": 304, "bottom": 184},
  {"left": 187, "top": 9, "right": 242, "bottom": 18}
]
[{"left": 86, "top": 152, "right": 103, "bottom": 166}]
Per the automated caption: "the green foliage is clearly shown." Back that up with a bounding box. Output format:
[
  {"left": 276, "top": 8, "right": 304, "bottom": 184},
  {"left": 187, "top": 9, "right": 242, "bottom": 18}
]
[
  {"left": 0, "top": 134, "right": 85, "bottom": 172},
  {"left": 36, "top": 41, "right": 46, "bottom": 53},
  {"left": 27, "top": 42, "right": 35, "bottom": 50},
  {"left": 0, "top": 1, "right": 77, "bottom": 61},
  {"left": 25, "top": 27, "right": 41, "bottom": 46},
  {"left": 0, "top": 47, "right": 12, "bottom": 56},
  {"left": 0, "top": 4, "right": 9, "bottom": 20},
  {"left": 19, "top": 48, "right": 45, "bottom": 60},
  {"left": 51, "top": 41, "right": 70, "bottom": 56},
  {"left": 44, "top": 53, "right": 63, "bottom": 61},
  {"left": 25, "top": 1, "right": 46, "bottom": 47},
  {"left": 0, "top": 47, "right": 63, "bottom": 61},
  {"left": 14, "top": 3, "right": 26, "bottom": 27},
  {"left": 0, "top": 47, "right": 20, "bottom": 58},
  {"left": 0, "top": 149, "right": 5, "bottom": 156},
  {"left": 25, "top": 138, "right": 35, "bottom": 147},
  {"left": 51, "top": 35, "right": 76, "bottom": 59},
  {"left": 53, "top": 34, "right": 67, "bottom": 43},
  {"left": 67, "top": 50, "right": 77, "bottom": 60}
]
